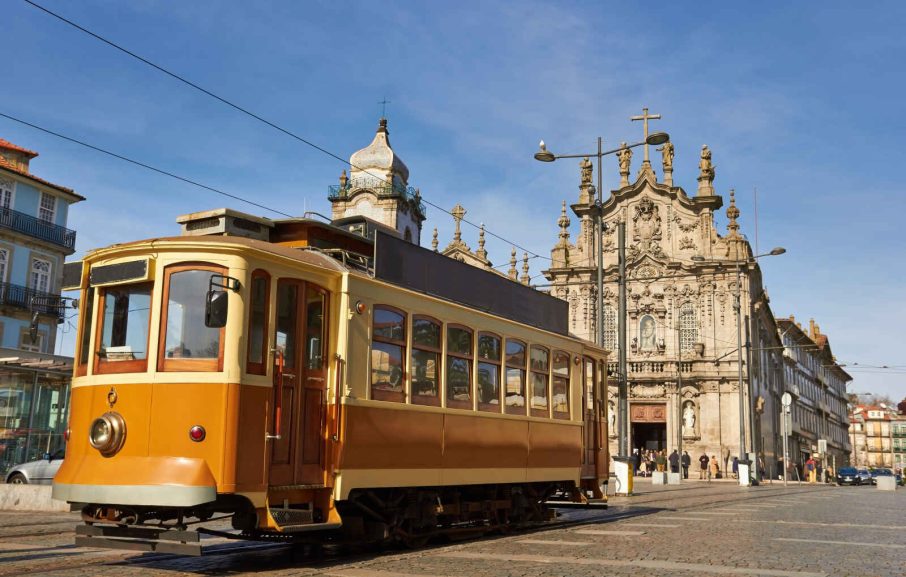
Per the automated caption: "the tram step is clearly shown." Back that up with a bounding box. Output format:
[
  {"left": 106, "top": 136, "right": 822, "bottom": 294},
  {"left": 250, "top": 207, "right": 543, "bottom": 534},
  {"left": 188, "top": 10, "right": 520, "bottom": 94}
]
[
  {"left": 277, "top": 521, "right": 342, "bottom": 533},
  {"left": 269, "top": 506, "right": 313, "bottom": 527},
  {"left": 75, "top": 523, "right": 201, "bottom": 556}
]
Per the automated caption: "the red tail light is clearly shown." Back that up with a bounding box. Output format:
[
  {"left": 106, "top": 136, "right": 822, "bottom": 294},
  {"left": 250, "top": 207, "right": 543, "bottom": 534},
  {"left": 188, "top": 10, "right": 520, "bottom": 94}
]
[{"left": 189, "top": 425, "right": 206, "bottom": 442}]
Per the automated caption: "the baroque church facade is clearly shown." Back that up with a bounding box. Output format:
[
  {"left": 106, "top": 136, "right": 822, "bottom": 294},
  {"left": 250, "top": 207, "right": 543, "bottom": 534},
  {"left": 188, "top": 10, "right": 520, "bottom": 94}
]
[
  {"left": 327, "top": 115, "right": 846, "bottom": 477},
  {"left": 542, "top": 131, "right": 785, "bottom": 473}
]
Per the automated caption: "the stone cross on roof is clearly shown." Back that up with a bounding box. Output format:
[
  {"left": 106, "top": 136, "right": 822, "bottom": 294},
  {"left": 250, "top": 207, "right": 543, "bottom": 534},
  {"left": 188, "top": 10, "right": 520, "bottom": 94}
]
[{"left": 630, "top": 107, "right": 661, "bottom": 164}]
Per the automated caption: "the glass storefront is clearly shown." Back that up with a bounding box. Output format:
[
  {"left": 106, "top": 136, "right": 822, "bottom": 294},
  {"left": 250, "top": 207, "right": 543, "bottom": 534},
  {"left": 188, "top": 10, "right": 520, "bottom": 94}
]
[{"left": 0, "top": 355, "right": 71, "bottom": 478}]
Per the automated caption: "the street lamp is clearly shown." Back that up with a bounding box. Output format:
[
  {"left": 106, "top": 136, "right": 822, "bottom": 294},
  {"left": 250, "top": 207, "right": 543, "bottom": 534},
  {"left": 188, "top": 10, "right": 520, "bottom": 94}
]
[
  {"left": 534, "top": 132, "right": 670, "bottom": 459},
  {"left": 693, "top": 246, "right": 785, "bottom": 485}
]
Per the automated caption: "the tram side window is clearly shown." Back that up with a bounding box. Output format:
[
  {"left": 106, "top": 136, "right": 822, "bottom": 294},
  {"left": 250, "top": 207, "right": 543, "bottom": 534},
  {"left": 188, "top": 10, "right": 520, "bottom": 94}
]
[
  {"left": 96, "top": 282, "right": 152, "bottom": 374},
  {"left": 76, "top": 286, "right": 94, "bottom": 376},
  {"left": 371, "top": 306, "right": 406, "bottom": 402},
  {"left": 530, "top": 345, "right": 550, "bottom": 417},
  {"left": 552, "top": 350, "right": 570, "bottom": 418},
  {"left": 505, "top": 339, "right": 526, "bottom": 415},
  {"left": 477, "top": 332, "right": 501, "bottom": 412},
  {"left": 446, "top": 325, "right": 473, "bottom": 409},
  {"left": 246, "top": 270, "right": 270, "bottom": 375},
  {"left": 159, "top": 265, "right": 226, "bottom": 372},
  {"left": 411, "top": 316, "right": 441, "bottom": 406}
]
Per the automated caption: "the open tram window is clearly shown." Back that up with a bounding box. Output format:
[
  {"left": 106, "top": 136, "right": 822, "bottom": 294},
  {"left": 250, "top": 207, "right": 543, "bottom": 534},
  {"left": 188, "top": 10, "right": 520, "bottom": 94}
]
[
  {"left": 552, "top": 350, "right": 570, "bottom": 418},
  {"left": 76, "top": 286, "right": 94, "bottom": 377},
  {"left": 504, "top": 339, "right": 526, "bottom": 415},
  {"left": 95, "top": 282, "right": 152, "bottom": 374},
  {"left": 246, "top": 270, "right": 270, "bottom": 375},
  {"left": 371, "top": 306, "right": 406, "bottom": 402},
  {"left": 159, "top": 264, "right": 226, "bottom": 372},
  {"left": 530, "top": 345, "right": 550, "bottom": 417},
  {"left": 477, "top": 332, "right": 501, "bottom": 412},
  {"left": 445, "top": 325, "right": 473, "bottom": 410},
  {"left": 411, "top": 316, "right": 441, "bottom": 406}
]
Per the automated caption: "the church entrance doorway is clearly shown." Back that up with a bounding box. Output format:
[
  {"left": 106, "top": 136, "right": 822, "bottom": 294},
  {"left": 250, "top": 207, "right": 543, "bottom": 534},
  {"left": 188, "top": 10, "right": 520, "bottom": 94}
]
[
  {"left": 633, "top": 422, "right": 667, "bottom": 452},
  {"left": 631, "top": 402, "right": 667, "bottom": 452}
]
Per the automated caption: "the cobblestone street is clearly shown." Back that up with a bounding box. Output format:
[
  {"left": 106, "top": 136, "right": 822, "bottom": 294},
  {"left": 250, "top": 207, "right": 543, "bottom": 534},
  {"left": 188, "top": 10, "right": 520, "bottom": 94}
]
[{"left": 0, "top": 481, "right": 902, "bottom": 577}]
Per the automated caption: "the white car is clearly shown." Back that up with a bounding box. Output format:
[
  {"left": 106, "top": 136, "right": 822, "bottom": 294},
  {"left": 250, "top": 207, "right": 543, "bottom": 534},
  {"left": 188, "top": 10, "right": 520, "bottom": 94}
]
[{"left": 4, "top": 449, "right": 64, "bottom": 485}]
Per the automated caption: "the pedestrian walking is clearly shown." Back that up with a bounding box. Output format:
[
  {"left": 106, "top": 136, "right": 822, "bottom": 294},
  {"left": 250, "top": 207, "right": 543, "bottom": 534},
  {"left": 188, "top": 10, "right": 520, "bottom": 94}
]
[
  {"left": 699, "top": 452, "right": 709, "bottom": 479},
  {"left": 805, "top": 456, "right": 817, "bottom": 484},
  {"left": 681, "top": 450, "right": 691, "bottom": 479},
  {"left": 732, "top": 456, "right": 739, "bottom": 479},
  {"left": 668, "top": 449, "right": 680, "bottom": 473}
]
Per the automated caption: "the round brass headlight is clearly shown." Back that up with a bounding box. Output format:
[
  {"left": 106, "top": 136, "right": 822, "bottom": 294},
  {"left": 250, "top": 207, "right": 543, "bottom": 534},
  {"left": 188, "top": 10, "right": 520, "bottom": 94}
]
[{"left": 88, "top": 412, "right": 126, "bottom": 457}]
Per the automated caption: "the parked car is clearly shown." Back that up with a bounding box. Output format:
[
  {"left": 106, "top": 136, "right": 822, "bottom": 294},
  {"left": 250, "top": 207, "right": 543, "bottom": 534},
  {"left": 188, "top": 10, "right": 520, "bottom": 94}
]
[
  {"left": 856, "top": 468, "right": 873, "bottom": 485},
  {"left": 870, "top": 468, "right": 895, "bottom": 485},
  {"left": 4, "top": 449, "right": 64, "bottom": 485},
  {"left": 835, "top": 467, "right": 863, "bottom": 485}
]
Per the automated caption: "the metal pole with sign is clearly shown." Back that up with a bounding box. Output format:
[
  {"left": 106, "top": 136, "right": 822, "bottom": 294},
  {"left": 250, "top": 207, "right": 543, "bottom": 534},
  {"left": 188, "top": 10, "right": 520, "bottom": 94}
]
[{"left": 781, "top": 392, "right": 792, "bottom": 487}]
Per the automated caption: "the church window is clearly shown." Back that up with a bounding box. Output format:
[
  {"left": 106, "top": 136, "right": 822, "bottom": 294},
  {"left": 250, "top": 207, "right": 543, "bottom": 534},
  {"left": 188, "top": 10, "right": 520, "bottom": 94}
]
[
  {"left": 603, "top": 305, "right": 617, "bottom": 352},
  {"left": 404, "top": 227, "right": 412, "bottom": 242},
  {"left": 679, "top": 303, "right": 697, "bottom": 352}
]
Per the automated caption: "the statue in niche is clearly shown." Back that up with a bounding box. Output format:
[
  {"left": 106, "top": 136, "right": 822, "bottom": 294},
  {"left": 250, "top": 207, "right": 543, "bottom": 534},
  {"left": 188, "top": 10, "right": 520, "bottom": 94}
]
[
  {"left": 683, "top": 401, "right": 696, "bottom": 433},
  {"left": 639, "top": 315, "right": 656, "bottom": 351},
  {"left": 608, "top": 400, "right": 616, "bottom": 432}
]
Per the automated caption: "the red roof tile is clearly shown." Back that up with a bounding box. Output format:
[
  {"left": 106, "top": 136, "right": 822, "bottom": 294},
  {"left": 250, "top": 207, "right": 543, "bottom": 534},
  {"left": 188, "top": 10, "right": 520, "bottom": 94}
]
[
  {"left": 0, "top": 165, "right": 85, "bottom": 201},
  {"left": 0, "top": 139, "right": 38, "bottom": 158}
]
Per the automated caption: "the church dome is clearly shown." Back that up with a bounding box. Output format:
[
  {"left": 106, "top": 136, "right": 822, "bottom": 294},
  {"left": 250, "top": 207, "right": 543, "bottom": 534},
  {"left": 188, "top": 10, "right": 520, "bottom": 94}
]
[{"left": 349, "top": 118, "right": 409, "bottom": 184}]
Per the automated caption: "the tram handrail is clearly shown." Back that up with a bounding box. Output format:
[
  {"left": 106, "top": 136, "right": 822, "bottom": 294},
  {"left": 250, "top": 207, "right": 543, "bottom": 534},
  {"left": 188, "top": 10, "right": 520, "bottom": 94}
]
[{"left": 267, "top": 350, "right": 284, "bottom": 441}]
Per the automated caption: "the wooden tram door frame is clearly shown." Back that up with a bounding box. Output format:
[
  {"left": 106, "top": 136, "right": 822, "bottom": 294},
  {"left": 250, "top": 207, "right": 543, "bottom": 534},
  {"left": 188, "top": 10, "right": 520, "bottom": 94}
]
[
  {"left": 580, "top": 356, "right": 606, "bottom": 480},
  {"left": 269, "top": 278, "right": 329, "bottom": 487}
]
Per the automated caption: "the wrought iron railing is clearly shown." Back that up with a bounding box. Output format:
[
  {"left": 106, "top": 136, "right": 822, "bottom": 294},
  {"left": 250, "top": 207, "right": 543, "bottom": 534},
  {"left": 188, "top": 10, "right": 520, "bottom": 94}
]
[
  {"left": 328, "top": 178, "right": 426, "bottom": 215},
  {"left": 0, "top": 282, "right": 66, "bottom": 320},
  {"left": 0, "top": 208, "right": 77, "bottom": 251}
]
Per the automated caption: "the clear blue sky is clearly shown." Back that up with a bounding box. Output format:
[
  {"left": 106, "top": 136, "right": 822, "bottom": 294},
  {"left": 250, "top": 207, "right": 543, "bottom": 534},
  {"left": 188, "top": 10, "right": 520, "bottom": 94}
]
[{"left": 4, "top": 1, "right": 904, "bottom": 402}]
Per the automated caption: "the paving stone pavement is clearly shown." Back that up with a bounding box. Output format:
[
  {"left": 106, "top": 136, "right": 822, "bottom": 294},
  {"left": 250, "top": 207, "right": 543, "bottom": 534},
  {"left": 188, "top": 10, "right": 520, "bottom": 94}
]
[{"left": 0, "top": 480, "right": 902, "bottom": 577}]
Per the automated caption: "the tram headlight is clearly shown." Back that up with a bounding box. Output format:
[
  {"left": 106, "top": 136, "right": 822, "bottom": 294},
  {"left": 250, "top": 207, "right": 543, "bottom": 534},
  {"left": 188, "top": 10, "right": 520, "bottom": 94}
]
[{"left": 88, "top": 412, "right": 126, "bottom": 457}]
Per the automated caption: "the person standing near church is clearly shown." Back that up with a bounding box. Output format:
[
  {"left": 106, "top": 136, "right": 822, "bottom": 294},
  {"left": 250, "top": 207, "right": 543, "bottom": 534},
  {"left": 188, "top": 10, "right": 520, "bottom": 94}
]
[
  {"left": 656, "top": 450, "right": 667, "bottom": 472},
  {"left": 681, "top": 451, "right": 691, "bottom": 479},
  {"left": 699, "top": 452, "right": 709, "bottom": 479},
  {"left": 668, "top": 449, "right": 680, "bottom": 473}
]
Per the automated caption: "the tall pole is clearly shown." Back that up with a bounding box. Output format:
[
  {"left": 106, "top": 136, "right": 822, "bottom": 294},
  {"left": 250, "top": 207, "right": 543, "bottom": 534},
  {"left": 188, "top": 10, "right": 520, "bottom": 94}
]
[
  {"left": 735, "top": 263, "right": 746, "bottom": 463},
  {"left": 618, "top": 222, "right": 628, "bottom": 456},
  {"left": 677, "top": 320, "right": 683, "bottom": 473},
  {"left": 595, "top": 138, "right": 603, "bottom": 348},
  {"left": 782, "top": 404, "right": 789, "bottom": 486}
]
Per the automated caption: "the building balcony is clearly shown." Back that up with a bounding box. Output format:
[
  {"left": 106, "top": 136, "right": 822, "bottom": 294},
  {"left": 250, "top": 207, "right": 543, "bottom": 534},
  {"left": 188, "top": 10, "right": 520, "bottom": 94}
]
[
  {"left": 0, "top": 282, "right": 65, "bottom": 321},
  {"left": 0, "top": 208, "right": 76, "bottom": 252},
  {"left": 328, "top": 178, "right": 426, "bottom": 216}
]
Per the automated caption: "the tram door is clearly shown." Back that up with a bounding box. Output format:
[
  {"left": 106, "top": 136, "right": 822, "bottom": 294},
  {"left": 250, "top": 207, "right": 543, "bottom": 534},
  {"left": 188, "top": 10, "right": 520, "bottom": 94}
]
[
  {"left": 269, "top": 279, "right": 329, "bottom": 487},
  {"left": 580, "top": 357, "right": 605, "bottom": 480}
]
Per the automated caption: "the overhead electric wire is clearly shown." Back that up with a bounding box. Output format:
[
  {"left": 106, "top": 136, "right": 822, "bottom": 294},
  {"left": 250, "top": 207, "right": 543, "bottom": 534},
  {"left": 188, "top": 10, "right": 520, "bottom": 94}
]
[
  {"left": 0, "top": 112, "right": 295, "bottom": 218},
  {"left": 22, "top": 0, "right": 546, "bottom": 261}
]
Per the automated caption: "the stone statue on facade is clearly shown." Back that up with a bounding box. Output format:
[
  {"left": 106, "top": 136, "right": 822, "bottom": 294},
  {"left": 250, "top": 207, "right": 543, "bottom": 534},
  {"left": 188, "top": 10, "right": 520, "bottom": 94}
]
[
  {"left": 580, "top": 156, "right": 593, "bottom": 186},
  {"left": 697, "top": 145, "right": 716, "bottom": 196},
  {"left": 618, "top": 143, "right": 632, "bottom": 187},
  {"left": 683, "top": 401, "right": 696, "bottom": 432},
  {"left": 658, "top": 141, "right": 674, "bottom": 186}
]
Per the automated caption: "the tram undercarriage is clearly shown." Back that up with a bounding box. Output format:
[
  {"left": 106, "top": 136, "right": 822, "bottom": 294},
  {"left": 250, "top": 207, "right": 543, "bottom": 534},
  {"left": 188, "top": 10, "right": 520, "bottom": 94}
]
[{"left": 74, "top": 482, "right": 582, "bottom": 555}]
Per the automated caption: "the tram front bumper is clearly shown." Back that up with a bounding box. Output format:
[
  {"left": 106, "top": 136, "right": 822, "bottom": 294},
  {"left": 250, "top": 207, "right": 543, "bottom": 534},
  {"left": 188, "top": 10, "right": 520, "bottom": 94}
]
[{"left": 52, "top": 456, "right": 217, "bottom": 507}]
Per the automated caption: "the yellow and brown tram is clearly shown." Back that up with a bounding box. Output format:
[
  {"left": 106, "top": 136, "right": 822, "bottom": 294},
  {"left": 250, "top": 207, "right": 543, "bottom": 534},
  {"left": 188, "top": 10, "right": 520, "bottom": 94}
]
[{"left": 53, "top": 210, "right": 609, "bottom": 554}]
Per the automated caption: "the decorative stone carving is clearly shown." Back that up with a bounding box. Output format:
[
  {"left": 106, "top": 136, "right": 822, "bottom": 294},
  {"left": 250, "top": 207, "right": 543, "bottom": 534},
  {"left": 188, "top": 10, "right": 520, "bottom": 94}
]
[
  {"left": 618, "top": 143, "right": 632, "bottom": 187},
  {"left": 631, "top": 384, "right": 666, "bottom": 399},
  {"left": 679, "top": 236, "right": 696, "bottom": 250}
]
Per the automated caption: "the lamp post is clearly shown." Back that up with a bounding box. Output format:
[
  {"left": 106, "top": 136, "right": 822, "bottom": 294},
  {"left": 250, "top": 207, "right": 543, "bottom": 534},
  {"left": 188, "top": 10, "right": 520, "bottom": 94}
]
[{"left": 535, "top": 132, "right": 670, "bottom": 459}]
